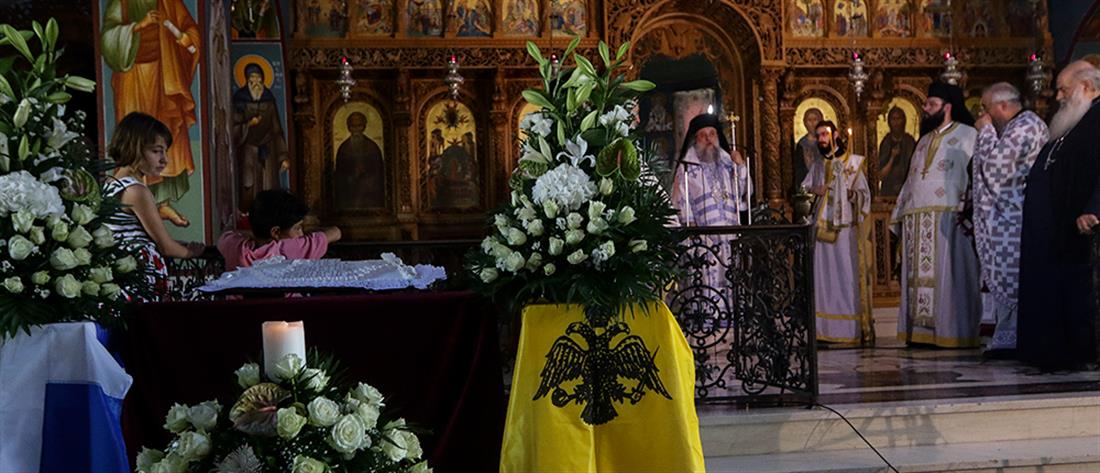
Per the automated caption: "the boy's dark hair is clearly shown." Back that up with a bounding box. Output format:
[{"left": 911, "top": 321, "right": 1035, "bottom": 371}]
[
  {"left": 249, "top": 189, "right": 309, "bottom": 238},
  {"left": 108, "top": 112, "right": 173, "bottom": 168}
]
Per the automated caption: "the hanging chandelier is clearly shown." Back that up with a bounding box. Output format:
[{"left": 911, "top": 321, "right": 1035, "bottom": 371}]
[
  {"left": 444, "top": 54, "right": 464, "bottom": 100},
  {"left": 336, "top": 56, "right": 355, "bottom": 102},
  {"left": 940, "top": 51, "right": 962, "bottom": 85},
  {"left": 1026, "top": 53, "right": 1048, "bottom": 96},
  {"left": 849, "top": 51, "right": 869, "bottom": 101}
]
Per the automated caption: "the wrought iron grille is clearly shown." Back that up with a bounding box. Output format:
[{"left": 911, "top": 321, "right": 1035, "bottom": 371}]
[{"left": 668, "top": 219, "right": 817, "bottom": 404}]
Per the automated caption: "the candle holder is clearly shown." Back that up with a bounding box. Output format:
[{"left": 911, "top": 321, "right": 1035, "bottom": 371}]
[
  {"left": 445, "top": 54, "right": 464, "bottom": 100},
  {"left": 849, "top": 51, "right": 869, "bottom": 101},
  {"left": 336, "top": 56, "right": 356, "bottom": 102},
  {"left": 941, "top": 52, "right": 962, "bottom": 85},
  {"left": 1026, "top": 53, "right": 1049, "bottom": 97}
]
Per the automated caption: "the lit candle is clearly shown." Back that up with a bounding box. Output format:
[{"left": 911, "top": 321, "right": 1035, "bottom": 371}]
[
  {"left": 847, "top": 127, "right": 853, "bottom": 136},
  {"left": 262, "top": 321, "right": 306, "bottom": 379}
]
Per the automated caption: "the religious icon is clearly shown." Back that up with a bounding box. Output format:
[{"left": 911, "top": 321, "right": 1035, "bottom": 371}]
[
  {"left": 298, "top": 0, "right": 347, "bottom": 37},
  {"left": 452, "top": 0, "right": 491, "bottom": 37},
  {"left": 920, "top": 0, "right": 952, "bottom": 38},
  {"left": 424, "top": 101, "right": 479, "bottom": 210},
  {"left": 875, "top": 0, "right": 912, "bottom": 37},
  {"left": 100, "top": 0, "right": 202, "bottom": 228},
  {"left": 834, "top": 0, "right": 868, "bottom": 37},
  {"left": 350, "top": 0, "right": 394, "bottom": 36},
  {"left": 960, "top": 0, "right": 996, "bottom": 37},
  {"left": 965, "top": 95, "right": 984, "bottom": 121},
  {"left": 406, "top": 0, "right": 443, "bottom": 37},
  {"left": 789, "top": 0, "right": 825, "bottom": 37},
  {"left": 875, "top": 100, "right": 919, "bottom": 198},
  {"left": 792, "top": 98, "right": 837, "bottom": 192},
  {"left": 551, "top": 0, "right": 588, "bottom": 36},
  {"left": 1006, "top": 0, "right": 1037, "bottom": 37},
  {"left": 332, "top": 102, "right": 386, "bottom": 210},
  {"left": 231, "top": 0, "right": 281, "bottom": 39},
  {"left": 232, "top": 54, "right": 290, "bottom": 211},
  {"left": 502, "top": 0, "right": 538, "bottom": 36}
]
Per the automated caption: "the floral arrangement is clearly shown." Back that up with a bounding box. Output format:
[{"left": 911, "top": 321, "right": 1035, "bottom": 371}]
[
  {"left": 466, "top": 39, "right": 680, "bottom": 325},
  {"left": 0, "top": 20, "right": 151, "bottom": 338},
  {"left": 137, "top": 353, "right": 431, "bottom": 473}
]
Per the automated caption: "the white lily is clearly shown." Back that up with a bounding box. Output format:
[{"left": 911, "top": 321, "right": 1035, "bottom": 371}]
[
  {"left": 46, "top": 117, "right": 79, "bottom": 151},
  {"left": 557, "top": 137, "right": 595, "bottom": 168}
]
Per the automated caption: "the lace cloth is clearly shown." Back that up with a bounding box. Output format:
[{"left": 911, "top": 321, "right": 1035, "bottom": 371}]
[{"left": 198, "top": 253, "right": 446, "bottom": 292}]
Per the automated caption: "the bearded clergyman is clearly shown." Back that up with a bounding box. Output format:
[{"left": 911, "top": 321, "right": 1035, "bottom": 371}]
[
  {"left": 802, "top": 120, "right": 874, "bottom": 345},
  {"left": 670, "top": 113, "right": 749, "bottom": 227},
  {"left": 892, "top": 81, "right": 982, "bottom": 348},
  {"left": 970, "top": 82, "right": 1049, "bottom": 358},
  {"left": 1019, "top": 60, "right": 1100, "bottom": 371}
]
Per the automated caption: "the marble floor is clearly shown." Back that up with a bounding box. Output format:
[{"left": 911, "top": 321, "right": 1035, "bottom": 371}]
[{"left": 815, "top": 308, "right": 1100, "bottom": 404}]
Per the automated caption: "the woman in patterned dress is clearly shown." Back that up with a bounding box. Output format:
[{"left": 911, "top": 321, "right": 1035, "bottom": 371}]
[{"left": 104, "top": 113, "right": 205, "bottom": 300}]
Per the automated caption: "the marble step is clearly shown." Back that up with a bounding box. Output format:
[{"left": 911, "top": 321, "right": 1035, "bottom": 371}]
[
  {"left": 699, "top": 394, "right": 1100, "bottom": 457},
  {"left": 704, "top": 436, "right": 1100, "bottom": 473}
]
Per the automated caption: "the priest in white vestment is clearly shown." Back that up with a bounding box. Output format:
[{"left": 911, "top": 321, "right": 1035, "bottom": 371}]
[
  {"left": 802, "top": 120, "right": 874, "bottom": 345},
  {"left": 892, "top": 82, "right": 982, "bottom": 348}
]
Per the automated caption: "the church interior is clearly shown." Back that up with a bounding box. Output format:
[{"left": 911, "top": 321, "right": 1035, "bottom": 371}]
[{"left": 2, "top": 0, "right": 1100, "bottom": 472}]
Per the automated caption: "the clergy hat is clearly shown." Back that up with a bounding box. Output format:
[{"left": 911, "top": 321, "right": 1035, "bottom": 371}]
[
  {"left": 679, "top": 113, "right": 731, "bottom": 161},
  {"left": 926, "top": 81, "right": 975, "bottom": 127}
]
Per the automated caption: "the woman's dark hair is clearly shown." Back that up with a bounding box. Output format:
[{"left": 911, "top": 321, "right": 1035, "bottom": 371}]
[
  {"left": 108, "top": 112, "right": 173, "bottom": 167},
  {"left": 249, "top": 189, "right": 310, "bottom": 238}
]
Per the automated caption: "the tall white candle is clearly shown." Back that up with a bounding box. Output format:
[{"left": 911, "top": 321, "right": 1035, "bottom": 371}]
[{"left": 262, "top": 321, "right": 306, "bottom": 380}]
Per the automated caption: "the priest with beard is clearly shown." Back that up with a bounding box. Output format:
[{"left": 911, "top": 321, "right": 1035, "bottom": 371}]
[
  {"left": 892, "top": 81, "right": 981, "bottom": 348},
  {"left": 1019, "top": 60, "right": 1100, "bottom": 371},
  {"left": 803, "top": 120, "right": 874, "bottom": 345},
  {"left": 670, "top": 113, "right": 749, "bottom": 227}
]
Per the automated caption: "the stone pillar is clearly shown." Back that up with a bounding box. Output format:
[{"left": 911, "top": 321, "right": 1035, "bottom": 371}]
[
  {"left": 762, "top": 66, "right": 785, "bottom": 208},
  {"left": 394, "top": 69, "right": 415, "bottom": 223},
  {"left": 490, "top": 68, "right": 509, "bottom": 204},
  {"left": 779, "top": 69, "right": 798, "bottom": 201}
]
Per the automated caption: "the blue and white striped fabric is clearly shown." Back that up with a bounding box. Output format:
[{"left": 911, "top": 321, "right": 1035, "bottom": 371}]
[{"left": 0, "top": 322, "right": 131, "bottom": 473}]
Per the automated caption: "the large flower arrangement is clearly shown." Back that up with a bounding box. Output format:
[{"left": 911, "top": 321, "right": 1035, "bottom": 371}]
[
  {"left": 466, "top": 39, "right": 680, "bottom": 325},
  {"left": 137, "top": 353, "right": 431, "bottom": 473},
  {"left": 0, "top": 20, "right": 151, "bottom": 338}
]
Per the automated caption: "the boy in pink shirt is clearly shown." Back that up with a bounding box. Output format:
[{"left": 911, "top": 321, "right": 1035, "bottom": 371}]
[{"left": 218, "top": 190, "right": 342, "bottom": 271}]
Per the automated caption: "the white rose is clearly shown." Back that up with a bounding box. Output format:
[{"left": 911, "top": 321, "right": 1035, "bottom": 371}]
[
  {"left": 410, "top": 461, "right": 433, "bottom": 473},
  {"left": 307, "top": 397, "right": 341, "bottom": 427},
  {"left": 526, "top": 219, "right": 545, "bottom": 236},
  {"left": 493, "top": 214, "right": 509, "bottom": 229},
  {"left": 272, "top": 353, "right": 304, "bottom": 381},
  {"left": 525, "top": 252, "right": 543, "bottom": 270},
  {"left": 8, "top": 235, "right": 35, "bottom": 261},
  {"left": 565, "top": 229, "right": 585, "bottom": 245},
  {"left": 548, "top": 237, "right": 564, "bottom": 255},
  {"left": 92, "top": 225, "right": 115, "bottom": 248},
  {"left": 381, "top": 427, "right": 410, "bottom": 462},
  {"left": 515, "top": 206, "right": 537, "bottom": 222},
  {"left": 28, "top": 226, "right": 45, "bottom": 245},
  {"left": 235, "top": 363, "right": 261, "bottom": 388},
  {"left": 50, "top": 221, "right": 69, "bottom": 242},
  {"left": 505, "top": 227, "right": 527, "bottom": 246},
  {"left": 81, "top": 280, "right": 100, "bottom": 296},
  {"left": 503, "top": 251, "right": 525, "bottom": 273},
  {"left": 277, "top": 407, "right": 308, "bottom": 440},
  {"left": 403, "top": 430, "right": 424, "bottom": 459},
  {"left": 598, "top": 240, "right": 616, "bottom": 259},
  {"left": 163, "top": 403, "right": 190, "bottom": 433},
  {"left": 54, "top": 274, "right": 81, "bottom": 298},
  {"left": 31, "top": 271, "right": 49, "bottom": 285},
  {"left": 67, "top": 225, "right": 93, "bottom": 248},
  {"left": 11, "top": 210, "right": 33, "bottom": 233},
  {"left": 480, "top": 236, "right": 495, "bottom": 254},
  {"left": 303, "top": 368, "right": 329, "bottom": 391},
  {"left": 543, "top": 263, "right": 556, "bottom": 276},
  {"left": 543, "top": 199, "right": 559, "bottom": 218},
  {"left": 630, "top": 239, "right": 648, "bottom": 253},
  {"left": 135, "top": 448, "right": 165, "bottom": 472},
  {"left": 292, "top": 455, "right": 329, "bottom": 473},
  {"left": 100, "top": 283, "right": 122, "bottom": 300},
  {"left": 587, "top": 201, "right": 607, "bottom": 220},
  {"left": 187, "top": 400, "right": 220, "bottom": 431},
  {"left": 71, "top": 204, "right": 95, "bottom": 225},
  {"left": 351, "top": 382, "right": 385, "bottom": 406},
  {"left": 115, "top": 255, "right": 137, "bottom": 273},
  {"left": 586, "top": 218, "right": 609, "bottom": 235},
  {"left": 345, "top": 397, "right": 380, "bottom": 429},
  {"left": 567, "top": 249, "right": 588, "bottom": 265},
  {"left": 599, "top": 178, "right": 613, "bottom": 196},
  {"left": 617, "top": 206, "right": 637, "bottom": 225},
  {"left": 479, "top": 267, "right": 499, "bottom": 283},
  {"left": 328, "top": 414, "right": 369, "bottom": 453},
  {"left": 3, "top": 276, "right": 23, "bottom": 294},
  {"left": 148, "top": 454, "right": 186, "bottom": 473},
  {"left": 566, "top": 212, "right": 584, "bottom": 229},
  {"left": 49, "top": 247, "right": 78, "bottom": 269},
  {"left": 88, "top": 266, "right": 113, "bottom": 284},
  {"left": 176, "top": 430, "right": 211, "bottom": 461},
  {"left": 73, "top": 248, "right": 91, "bottom": 266}
]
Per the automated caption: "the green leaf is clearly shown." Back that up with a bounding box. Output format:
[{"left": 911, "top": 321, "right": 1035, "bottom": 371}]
[
  {"left": 45, "top": 19, "right": 58, "bottom": 52},
  {"left": 0, "top": 25, "right": 35, "bottom": 62},
  {"left": 566, "top": 87, "right": 577, "bottom": 113},
  {"left": 525, "top": 41, "right": 546, "bottom": 66},
  {"left": 616, "top": 42, "right": 631, "bottom": 60},
  {"left": 538, "top": 136, "right": 552, "bottom": 161},
  {"left": 620, "top": 80, "right": 656, "bottom": 92},
  {"left": 521, "top": 89, "right": 555, "bottom": 111},
  {"left": 574, "top": 54, "right": 597, "bottom": 76},
  {"left": 17, "top": 134, "right": 29, "bottom": 160},
  {"left": 580, "top": 110, "right": 599, "bottom": 132},
  {"left": 0, "top": 56, "right": 14, "bottom": 75},
  {"left": 556, "top": 120, "right": 566, "bottom": 146},
  {"left": 581, "top": 129, "right": 609, "bottom": 148},
  {"left": 0, "top": 73, "right": 14, "bottom": 99},
  {"left": 31, "top": 21, "right": 44, "bottom": 45},
  {"left": 46, "top": 91, "right": 71, "bottom": 103},
  {"left": 598, "top": 42, "right": 611, "bottom": 68},
  {"left": 560, "top": 66, "right": 585, "bottom": 89},
  {"left": 562, "top": 36, "right": 581, "bottom": 61},
  {"left": 575, "top": 82, "right": 594, "bottom": 106}
]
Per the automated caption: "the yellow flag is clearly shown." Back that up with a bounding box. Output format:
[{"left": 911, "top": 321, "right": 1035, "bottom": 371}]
[{"left": 501, "top": 301, "right": 705, "bottom": 472}]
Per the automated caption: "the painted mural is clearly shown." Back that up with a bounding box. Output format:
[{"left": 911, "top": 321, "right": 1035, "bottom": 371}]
[
  {"left": 99, "top": 0, "right": 205, "bottom": 240},
  {"left": 875, "top": 0, "right": 912, "bottom": 37},
  {"left": 452, "top": 0, "right": 492, "bottom": 37},
  {"left": 790, "top": 0, "right": 825, "bottom": 37},
  {"left": 551, "top": 0, "right": 588, "bottom": 36},
  {"left": 503, "top": 0, "right": 538, "bottom": 36},
  {"left": 1007, "top": 0, "right": 1037, "bottom": 37},
  {"left": 961, "top": 0, "right": 997, "bottom": 37},
  {"left": 875, "top": 98, "right": 919, "bottom": 198},
  {"left": 407, "top": 0, "right": 443, "bottom": 37},
  {"left": 920, "top": 0, "right": 952, "bottom": 37},
  {"left": 231, "top": 45, "right": 291, "bottom": 210},
  {"left": 424, "top": 101, "right": 479, "bottom": 210},
  {"left": 231, "top": 0, "right": 281, "bottom": 38},
  {"left": 299, "top": 0, "right": 346, "bottom": 37},
  {"left": 351, "top": 0, "right": 394, "bottom": 36},
  {"left": 332, "top": 102, "right": 387, "bottom": 210},
  {"left": 834, "top": 0, "right": 868, "bottom": 37}
]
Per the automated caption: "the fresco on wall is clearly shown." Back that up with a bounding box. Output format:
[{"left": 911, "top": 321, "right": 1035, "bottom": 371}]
[
  {"left": 503, "top": 0, "right": 539, "bottom": 36},
  {"left": 231, "top": 0, "right": 281, "bottom": 38},
  {"left": 551, "top": 0, "right": 587, "bottom": 36},
  {"left": 875, "top": 0, "right": 912, "bottom": 37},
  {"left": 790, "top": 0, "right": 825, "bottom": 37},
  {"left": 835, "top": 0, "right": 868, "bottom": 37},
  {"left": 452, "top": 0, "right": 491, "bottom": 37},
  {"left": 1007, "top": 0, "right": 1037, "bottom": 37},
  {"left": 231, "top": 46, "right": 291, "bottom": 210},
  {"left": 351, "top": 0, "right": 394, "bottom": 35},
  {"left": 875, "top": 98, "right": 919, "bottom": 198},
  {"left": 299, "top": 0, "right": 347, "bottom": 37},
  {"left": 961, "top": 0, "right": 997, "bottom": 37},
  {"left": 424, "top": 101, "right": 479, "bottom": 210},
  {"left": 920, "top": 0, "right": 952, "bottom": 37},
  {"left": 332, "top": 102, "right": 387, "bottom": 210},
  {"left": 407, "top": 0, "right": 443, "bottom": 37},
  {"left": 99, "top": 0, "right": 205, "bottom": 239}
]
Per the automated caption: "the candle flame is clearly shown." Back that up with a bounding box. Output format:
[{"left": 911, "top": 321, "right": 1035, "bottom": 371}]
[
  {"left": 707, "top": 105, "right": 714, "bottom": 114},
  {"left": 847, "top": 127, "right": 853, "bottom": 136}
]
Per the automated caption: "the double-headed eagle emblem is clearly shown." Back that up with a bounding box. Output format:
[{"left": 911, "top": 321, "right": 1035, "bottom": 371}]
[{"left": 534, "top": 321, "right": 672, "bottom": 425}]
